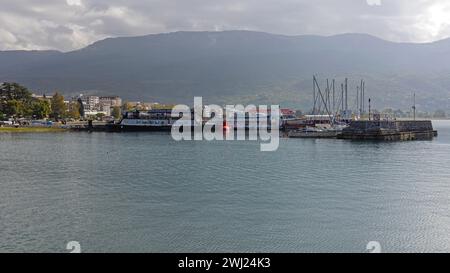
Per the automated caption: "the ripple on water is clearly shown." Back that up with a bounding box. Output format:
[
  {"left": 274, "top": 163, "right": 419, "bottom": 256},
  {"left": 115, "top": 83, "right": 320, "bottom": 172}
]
[{"left": 1, "top": 122, "right": 450, "bottom": 252}]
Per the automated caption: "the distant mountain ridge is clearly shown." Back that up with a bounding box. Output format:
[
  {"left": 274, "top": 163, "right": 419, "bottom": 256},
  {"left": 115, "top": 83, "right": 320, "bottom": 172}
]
[{"left": 1, "top": 31, "right": 450, "bottom": 111}]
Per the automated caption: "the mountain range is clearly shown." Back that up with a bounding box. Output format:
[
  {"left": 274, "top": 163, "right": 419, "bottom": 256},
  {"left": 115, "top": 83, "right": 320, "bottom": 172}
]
[{"left": 1, "top": 30, "right": 450, "bottom": 111}]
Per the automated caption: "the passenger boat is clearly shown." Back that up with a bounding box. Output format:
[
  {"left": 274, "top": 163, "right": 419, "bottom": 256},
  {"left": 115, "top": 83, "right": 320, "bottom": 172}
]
[
  {"left": 108, "top": 107, "right": 288, "bottom": 132},
  {"left": 107, "top": 109, "right": 180, "bottom": 132}
]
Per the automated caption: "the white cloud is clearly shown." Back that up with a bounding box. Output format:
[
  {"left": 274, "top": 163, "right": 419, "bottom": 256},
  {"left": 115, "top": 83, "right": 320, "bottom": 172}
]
[
  {"left": 366, "top": 0, "right": 382, "bottom": 6},
  {"left": 0, "top": 29, "right": 19, "bottom": 49},
  {"left": 421, "top": 2, "right": 450, "bottom": 39},
  {"left": 66, "top": 0, "right": 83, "bottom": 7}
]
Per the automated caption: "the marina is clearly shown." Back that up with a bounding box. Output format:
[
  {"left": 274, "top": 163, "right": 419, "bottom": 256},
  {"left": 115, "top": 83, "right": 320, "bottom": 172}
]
[
  {"left": 62, "top": 116, "right": 439, "bottom": 143},
  {"left": 0, "top": 79, "right": 440, "bottom": 141}
]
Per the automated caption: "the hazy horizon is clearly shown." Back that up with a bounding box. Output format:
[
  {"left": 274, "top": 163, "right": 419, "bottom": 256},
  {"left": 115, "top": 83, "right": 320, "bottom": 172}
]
[{"left": 4, "top": 30, "right": 450, "bottom": 54}]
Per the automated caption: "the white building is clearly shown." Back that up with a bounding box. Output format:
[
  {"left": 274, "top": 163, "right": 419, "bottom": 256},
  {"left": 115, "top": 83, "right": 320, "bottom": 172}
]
[
  {"left": 99, "top": 96, "right": 122, "bottom": 107},
  {"left": 99, "top": 96, "right": 122, "bottom": 116},
  {"left": 74, "top": 94, "right": 122, "bottom": 116},
  {"left": 83, "top": 96, "right": 100, "bottom": 110}
]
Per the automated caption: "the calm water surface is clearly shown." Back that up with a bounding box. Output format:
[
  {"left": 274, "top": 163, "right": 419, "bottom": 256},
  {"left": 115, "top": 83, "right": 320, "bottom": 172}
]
[{"left": 1, "top": 121, "right": 450, "bottom": 252}]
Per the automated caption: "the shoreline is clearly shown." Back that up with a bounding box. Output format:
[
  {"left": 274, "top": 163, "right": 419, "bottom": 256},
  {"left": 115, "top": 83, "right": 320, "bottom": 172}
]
[
  {"left": 0, "top": 127, "right": 68, "bottom": 133},
  {"left": 0, "top": 120, "right": 448, "bottom": 134}
]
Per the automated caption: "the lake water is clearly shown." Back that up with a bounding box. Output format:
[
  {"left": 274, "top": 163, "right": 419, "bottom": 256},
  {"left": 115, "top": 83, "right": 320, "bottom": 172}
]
[{"left": 1, "top": 121, "right": 450, "bottom": 253}]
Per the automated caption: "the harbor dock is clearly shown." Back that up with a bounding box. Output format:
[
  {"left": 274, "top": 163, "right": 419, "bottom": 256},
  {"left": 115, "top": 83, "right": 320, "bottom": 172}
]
[{"left": 337, "top": 120, "right": 438, "bottom": 140}]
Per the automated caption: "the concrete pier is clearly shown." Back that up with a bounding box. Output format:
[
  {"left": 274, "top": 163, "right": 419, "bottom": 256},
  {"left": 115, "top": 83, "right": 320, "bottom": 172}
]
[{"left": 337, "top": 120, "right": 438, "bottom": 140}]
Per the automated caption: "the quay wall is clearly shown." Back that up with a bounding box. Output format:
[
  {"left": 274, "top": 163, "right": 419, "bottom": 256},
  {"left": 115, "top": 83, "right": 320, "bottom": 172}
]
[
  {"left": 338, "top": 120, "right": 437, "bottom": 140},
  {"left": 395, "top": 120, "right": 433, "bottom": 132}
]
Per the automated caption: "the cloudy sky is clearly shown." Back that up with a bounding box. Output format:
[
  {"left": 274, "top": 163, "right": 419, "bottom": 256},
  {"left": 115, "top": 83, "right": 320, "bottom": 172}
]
[{"left": 1, "top": 0, "right": 450, "bottom": 51}]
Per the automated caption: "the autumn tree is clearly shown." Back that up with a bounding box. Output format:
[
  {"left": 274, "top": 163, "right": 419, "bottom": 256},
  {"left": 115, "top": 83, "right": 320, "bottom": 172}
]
[
  {"left": 67, "top": 101, "right": 81, "bottom": 119},
  {"left": 112, "top": 106, "right": 121, "bottom": 119},
  {"left": 121, "top": 101, "right": 133, "bottom": 112},
  {"left": 50, "top": 92, "right": 67, "bottom": 120}
]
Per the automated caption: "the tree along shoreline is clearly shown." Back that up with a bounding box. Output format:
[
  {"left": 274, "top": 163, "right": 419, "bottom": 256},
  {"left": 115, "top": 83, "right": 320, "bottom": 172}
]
[{"left": 0, "top": 82, "right": 73, "bottom": 121}]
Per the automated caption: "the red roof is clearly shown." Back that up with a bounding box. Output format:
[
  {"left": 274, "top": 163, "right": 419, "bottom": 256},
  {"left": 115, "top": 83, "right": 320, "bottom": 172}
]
[{"left": 280, "top": 109, "right": 295, "bottom": 115}]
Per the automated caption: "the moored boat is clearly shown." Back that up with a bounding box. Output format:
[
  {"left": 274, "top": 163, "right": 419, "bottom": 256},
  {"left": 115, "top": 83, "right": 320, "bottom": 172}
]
[
  {"left": 107, "top": 109, "right": 180, "bottom": 132},
  {"left": 288, "top": 126, "right": 341, "bottom": 138}
]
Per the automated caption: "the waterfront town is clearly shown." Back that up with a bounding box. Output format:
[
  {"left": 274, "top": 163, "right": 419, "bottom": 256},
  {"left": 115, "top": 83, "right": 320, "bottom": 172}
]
[
  {"left": 0, "top": 81, "right": 443, "bottom": 140},
  {"left": 2, "top": 81, "right": 448, "bottom": 126},
  {"left": 0, "top": 82, "right": 174, "bottom": 127}
]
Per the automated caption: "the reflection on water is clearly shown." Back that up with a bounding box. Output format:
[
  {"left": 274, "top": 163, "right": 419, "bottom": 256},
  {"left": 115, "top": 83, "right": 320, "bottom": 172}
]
[{"left": 1, "top": 121, "right": 450, "bottom": 252}]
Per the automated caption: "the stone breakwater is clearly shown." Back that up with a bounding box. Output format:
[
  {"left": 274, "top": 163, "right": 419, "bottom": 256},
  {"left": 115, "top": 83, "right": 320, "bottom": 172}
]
[{"left": 338, "top": 120, "right": 438, "bottom": 140}]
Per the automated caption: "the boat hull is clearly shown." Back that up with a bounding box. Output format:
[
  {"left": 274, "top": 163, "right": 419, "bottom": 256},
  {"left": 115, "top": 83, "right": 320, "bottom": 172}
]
[
  {"left": 106, "top": 124, "right": 173, "bottom": 132},
  {"left": 288, "top": 130, "right": 339, "bottom": 138}
]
